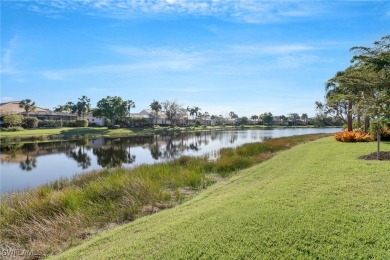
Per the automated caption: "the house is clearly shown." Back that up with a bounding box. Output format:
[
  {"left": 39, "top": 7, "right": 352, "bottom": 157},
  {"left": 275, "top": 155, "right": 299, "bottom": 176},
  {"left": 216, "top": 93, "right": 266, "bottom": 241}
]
[
  {"left": 84, "top": 113, "right": 105, "bottom": 126},
  {"left": 134, "top": 109, "right": 171, "bottom": 125},
  {"left": 0, "top": 101, "right": 77, "bottom": 125}
]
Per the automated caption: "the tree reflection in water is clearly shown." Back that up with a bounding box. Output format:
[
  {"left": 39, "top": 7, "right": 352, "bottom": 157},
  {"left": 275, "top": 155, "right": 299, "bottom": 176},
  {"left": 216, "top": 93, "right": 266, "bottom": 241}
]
[
  {"left": 67, "top": 147, "right": 92, "bottom": 169},
  {"left": 92, "top": 138, "right": 137, "bottom": 168},
  {"left": 4, "top": 130, "right": 242, "bottom": 171},
  {"left": 149, "top": 136, "right": 162, "bottom": 160},
  {"left": 19, "top": 154, "right": 37, "bottom": 171}
]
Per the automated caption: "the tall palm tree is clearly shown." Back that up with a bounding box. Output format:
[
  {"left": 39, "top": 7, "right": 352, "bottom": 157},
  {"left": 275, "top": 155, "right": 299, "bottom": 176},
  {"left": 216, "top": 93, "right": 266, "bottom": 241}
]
[
  {"left": 19, "top": 99, "right": 36, "bottom": 117},
  {"left": 150, "top": 100, "right": 162, "bottom": 125},
  {"left": 127, "top": 100, "right": 135, "bottom": 118},
  {"left": 76, "top": 96, "right": 91, "bottom": 118},
  {"left": 301, "top": 113, "right": 308, "bottom": 124}
]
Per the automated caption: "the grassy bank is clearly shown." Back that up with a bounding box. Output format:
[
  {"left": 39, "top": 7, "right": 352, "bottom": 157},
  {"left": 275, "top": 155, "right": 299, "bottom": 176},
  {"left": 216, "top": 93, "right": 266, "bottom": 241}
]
[
  {"left": 0, "top": 134, "right": 328, "bottom": 257},
  {"left": 53, "top": 137, "right": 390, "bottom": 259},
  {"left": 0, "top": 125, "right": 328, "bottom": 143}
]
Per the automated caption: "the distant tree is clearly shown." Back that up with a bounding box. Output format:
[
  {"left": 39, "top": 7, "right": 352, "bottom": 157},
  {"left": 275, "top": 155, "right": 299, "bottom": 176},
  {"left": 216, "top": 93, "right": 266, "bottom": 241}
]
[
  {"left": 54, "top": 105, "right": 66, "bottom": 112},
  {"left": 150, "top": 100, "right": 162, "bottom": 125},
  {"left": 127, "top": 100, "right": 135, "bottom": 118},
  {"left": 74, "top": 96, "right": 91, "bottom": 118},
  {"left": 162, "top": 100, "right": 181, "bottom": 125},
  {"left": 279, "top": 115, "right": 287, "bottom": 124},
  {"left": 178, "top": 107, "right": 188, "bottom": 125},
  {"left": 187, "top": 106, "right": 202, "bottom": 119},
  {"left": 93, "top": 96, "right": 127, "bottom": 125},
  {"left": 229, "top": 111, "right": 238, "bottom": 119},
  {"left": 211, "top": 114, "right": 225, "bottom": 125},
  {"left": 54, "top": 101, "right": 75, "bottom": 113},
  {"left": 229, "top": 111, "right": 238, "bottom": 125},
  {"left": 203, "top": 111, "right": 210, "bottom": 120},
  {"left": 260, "top": 112, "right": 273, "bottom": 126},
  {"left": 301, "top": 113, "right": 308, "bottom": 124},
  {"left": 289, "top": 113, "right": 300, "bottom": 125},
  {"left": 3, "top": 114, "right": 23, "bottom": 127},
  {"left": 251, "top": 115, "right": 259, "bottom": 120},
  {"left": 239, "top": 116, "right": 249, "bottom": 125},
  {"left": 19, "top": 99, "right": 36, "bottom": 117}
]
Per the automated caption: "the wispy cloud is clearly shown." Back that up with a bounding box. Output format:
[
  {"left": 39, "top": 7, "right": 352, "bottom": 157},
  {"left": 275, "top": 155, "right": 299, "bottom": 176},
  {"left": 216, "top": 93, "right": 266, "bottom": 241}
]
[
  {"left": 7, "top": 0, "right": 322, "bottom": 23},
  {"left": 42, "top": 57, "right": 205, "bottom": 80},
  {"left": 276, "top": 54, "right": 321, "bottom": 69},
  {"left": 1, "top": 37, "right": 22, "bottom": 75},
  {"left": 1, "top": 96, "right": 15, "bottom": 102},
  {"left": 42, "top": 42, "right": 327, "bottom": 80},
  {"left": 228, "top": 44, "right": 316, "bottom": 57}
]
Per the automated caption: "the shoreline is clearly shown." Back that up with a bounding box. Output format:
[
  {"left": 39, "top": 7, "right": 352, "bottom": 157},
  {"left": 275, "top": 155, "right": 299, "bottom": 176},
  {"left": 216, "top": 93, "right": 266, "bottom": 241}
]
[{"left": 0, "top": 125, "right": 340, "bottom": 144}]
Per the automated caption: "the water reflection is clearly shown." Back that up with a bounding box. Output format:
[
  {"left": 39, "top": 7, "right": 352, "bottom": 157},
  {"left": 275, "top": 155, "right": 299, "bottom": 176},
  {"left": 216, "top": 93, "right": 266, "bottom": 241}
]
[
  {"left": 1, "top": 128, "right": 340, "bottom": 194},
  {"left": 20, "top": 155, "right": 37, "bottom": 171},
  {"left": 67, "top": 147, "right": 92, "bottom": 169}
]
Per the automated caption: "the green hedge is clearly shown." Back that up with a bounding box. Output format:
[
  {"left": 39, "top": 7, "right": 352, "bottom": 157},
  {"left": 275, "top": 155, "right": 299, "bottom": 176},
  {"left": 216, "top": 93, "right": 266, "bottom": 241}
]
[
  {"left": 39, "top": 120, "right": 63, "bottom": 128},
  {"left": 23, "top": 117, "right": 39, "bottom": 129}
]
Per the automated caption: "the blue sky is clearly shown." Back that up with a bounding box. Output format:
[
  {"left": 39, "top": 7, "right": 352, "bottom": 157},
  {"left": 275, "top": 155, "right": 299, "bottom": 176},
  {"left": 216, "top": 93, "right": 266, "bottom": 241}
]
[{"left": 1, "top": 0, "right": 389, "bottom": 117}]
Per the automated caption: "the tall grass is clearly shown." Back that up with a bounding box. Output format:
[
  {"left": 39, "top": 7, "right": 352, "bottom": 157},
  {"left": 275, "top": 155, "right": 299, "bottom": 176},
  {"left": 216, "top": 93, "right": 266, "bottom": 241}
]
[{"left": 0, "top": 134, "right": 329, "bottom": 257}]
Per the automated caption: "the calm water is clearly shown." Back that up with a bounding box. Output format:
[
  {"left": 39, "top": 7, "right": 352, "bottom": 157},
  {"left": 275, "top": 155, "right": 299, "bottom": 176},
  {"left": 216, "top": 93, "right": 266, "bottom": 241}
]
[{"left": 0, "top": 128, "right": 339, "bottom": 194}]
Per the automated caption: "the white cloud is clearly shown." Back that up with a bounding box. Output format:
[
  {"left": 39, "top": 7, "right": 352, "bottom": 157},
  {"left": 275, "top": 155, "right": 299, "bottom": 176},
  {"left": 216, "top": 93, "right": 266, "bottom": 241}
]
[
  {"left": 1, "top": 37, "right": 22, "bottom": 75},
  {"left": 42, "top": 42, "right": 326, "bottom": 80},
  {"left": 1, "top": 96, "right": 14, "bottom": 102},
  {"left": 276, "top": 54, "right": 320, "bottom": 68},
  {"left": 11, "top": 0, "right": 322, "bottom": 23},
  {"left": 228, "top": 44, "right": 316, "bottom": 57}
]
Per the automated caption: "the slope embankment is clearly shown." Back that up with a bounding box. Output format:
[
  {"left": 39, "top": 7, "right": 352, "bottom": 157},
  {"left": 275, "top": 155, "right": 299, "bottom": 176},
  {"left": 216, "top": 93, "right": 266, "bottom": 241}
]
[{"left": 54, "top": 137, "right": 390, "bottom": 259}]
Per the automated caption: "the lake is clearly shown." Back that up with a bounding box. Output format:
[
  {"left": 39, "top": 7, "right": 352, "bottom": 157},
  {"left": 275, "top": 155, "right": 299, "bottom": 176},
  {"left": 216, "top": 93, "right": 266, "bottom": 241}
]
[{"left": 0, "top": 128, "right": 339, "bottom": 194}]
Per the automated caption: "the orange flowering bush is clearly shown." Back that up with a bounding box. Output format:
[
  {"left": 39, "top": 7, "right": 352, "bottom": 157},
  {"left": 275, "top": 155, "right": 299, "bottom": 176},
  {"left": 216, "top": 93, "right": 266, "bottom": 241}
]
[{"left": 335, "top": 131, "right": 373, "bottom": 142}]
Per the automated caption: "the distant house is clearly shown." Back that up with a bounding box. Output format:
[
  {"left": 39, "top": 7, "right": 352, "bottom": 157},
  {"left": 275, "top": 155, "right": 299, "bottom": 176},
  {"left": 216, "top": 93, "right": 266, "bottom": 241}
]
[
  {"left": 135, "top": 109, "right": 170, "bottom": 125},
  {"left": 0, "top": 101, "right": 77, "bottom": 125},
  {"left": 84, "top": 113, "right": 105, "bottom": 126}
]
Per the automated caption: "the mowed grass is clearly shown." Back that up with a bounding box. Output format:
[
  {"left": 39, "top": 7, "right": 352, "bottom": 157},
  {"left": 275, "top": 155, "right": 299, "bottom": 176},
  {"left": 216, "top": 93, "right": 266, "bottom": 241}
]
[
  {"left": 54, "top": 137, "right": 390, "bottom": 259},
  {"left": 0, "top": 134, "right": 328, "bottom": 256}
]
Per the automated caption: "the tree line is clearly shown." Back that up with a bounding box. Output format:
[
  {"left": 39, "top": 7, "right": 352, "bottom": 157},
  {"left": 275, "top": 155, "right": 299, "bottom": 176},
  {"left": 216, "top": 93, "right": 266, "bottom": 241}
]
[
  {"left": 4, "top": 95, "right": 317, "bottom": 128},
  {"left": 315, "top": 35, "right": 389, "bottom": 133}
]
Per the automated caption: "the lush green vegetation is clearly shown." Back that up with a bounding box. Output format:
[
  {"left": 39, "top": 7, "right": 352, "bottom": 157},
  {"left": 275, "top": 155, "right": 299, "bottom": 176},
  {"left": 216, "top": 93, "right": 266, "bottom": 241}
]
[
  {"left": 53, "top": 137, "right": 390, "bottom": 259},
  {"left": 316, "top": 35, "right": 389, "bottom": 133},
  {"left": 0, "top": 134, "right": 329, "bottom": 257}
]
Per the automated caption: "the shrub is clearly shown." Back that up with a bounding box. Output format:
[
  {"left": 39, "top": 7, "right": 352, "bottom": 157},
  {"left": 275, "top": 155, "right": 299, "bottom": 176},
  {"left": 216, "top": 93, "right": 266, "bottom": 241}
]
[
  {"left": 76, "top": 119, "right": 88, "bottom": 127},
  {"left": 22, "top": 117, "right": 39, "bottom": 129},
  {"left": 368, "top": 121, "right": 390, "bottom": 140},
  {"left": 39, "top": 120, "right": 63, "bottom": 128},
  {"left": 380, "top": 128, "right": 390, "bottom": 140},
  {"left": 3, "top": 114, "right": 24, "bottom": 127},
  {"left": 0, "top": 126, "right": 24, "bottom": 132},
  {"left": 335, "top": 131, "right": 373, "bottom": 142}
]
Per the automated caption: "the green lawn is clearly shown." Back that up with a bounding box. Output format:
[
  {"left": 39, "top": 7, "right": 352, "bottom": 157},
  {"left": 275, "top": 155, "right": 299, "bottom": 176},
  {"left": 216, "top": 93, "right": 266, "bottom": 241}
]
[
  {"left": 53, "top": 138, "right": 390, "bottom": 259},
  {"left": 0, "top": 127, "right": 138, "bottom": 138}
]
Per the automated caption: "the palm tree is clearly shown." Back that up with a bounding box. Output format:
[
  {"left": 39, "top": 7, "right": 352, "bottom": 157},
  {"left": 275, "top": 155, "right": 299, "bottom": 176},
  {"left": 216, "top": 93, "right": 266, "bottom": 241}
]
[
  {"left": 127, "top": 100, "right": 135, "bottom": 118},
  {"left": 188, "top": 106, "right": 201, "bottom": 119},
  {"left": 150, "top": 100, "right": 162, "bottom": 125},
  {"left": 19, "top": 99, "right": 36, "bottom": 117},
  {"left": 280, "top": 115, "right": 287, "bottom": 125},
  {"left": 301, "top": 113, "right": 308, "bottom": 124},
  {"left": 75, "top": 96, "right": 91, "bottom": 118}
]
